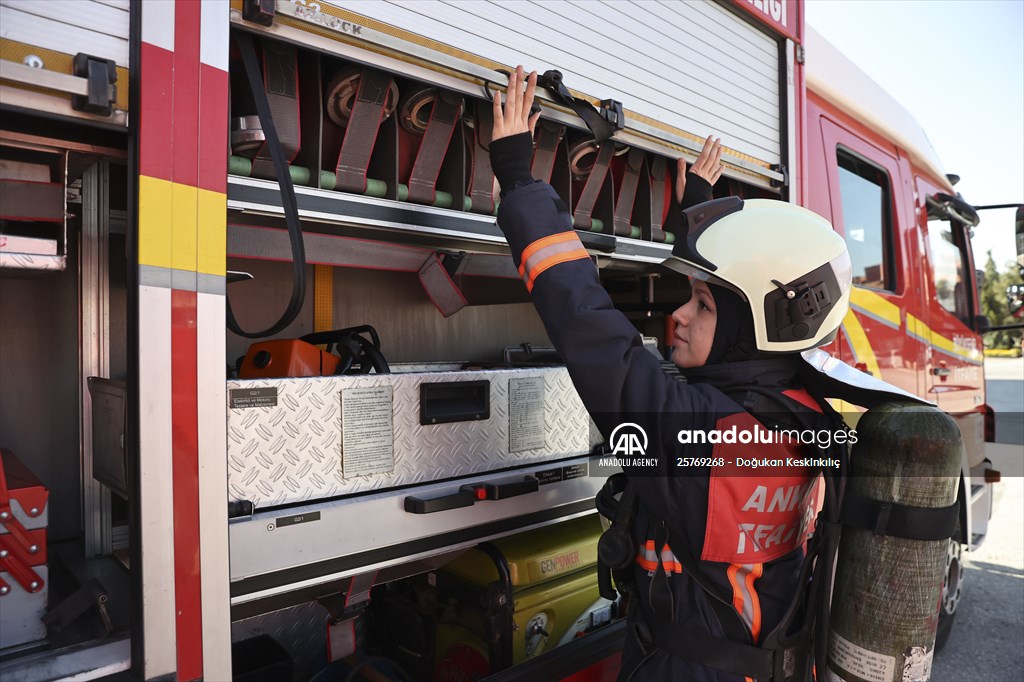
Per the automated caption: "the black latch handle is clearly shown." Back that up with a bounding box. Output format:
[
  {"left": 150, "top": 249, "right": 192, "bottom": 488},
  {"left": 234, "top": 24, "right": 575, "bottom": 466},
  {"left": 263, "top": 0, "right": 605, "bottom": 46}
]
[
  {"left": 404, "top": 488, "right": 476, "bottom": 514},
  {"left": 480, "top": 476, "right": 540, "bottom": 500},
  {"left": 72, "top": 53, "right": 116, "bottom": 116}
]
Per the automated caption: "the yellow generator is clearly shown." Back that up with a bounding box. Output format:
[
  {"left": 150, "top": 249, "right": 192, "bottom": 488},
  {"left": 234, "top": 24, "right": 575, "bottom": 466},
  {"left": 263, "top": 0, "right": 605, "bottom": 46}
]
[{"left": 426, "top": 514, "right": 616, "bottom": 681}]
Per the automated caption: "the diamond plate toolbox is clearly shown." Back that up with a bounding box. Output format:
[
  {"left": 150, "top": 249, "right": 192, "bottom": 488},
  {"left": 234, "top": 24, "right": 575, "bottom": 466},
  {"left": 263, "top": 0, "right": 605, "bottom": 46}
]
[{"left": 226, "top": 367, "right": 592, "bottom": 508}]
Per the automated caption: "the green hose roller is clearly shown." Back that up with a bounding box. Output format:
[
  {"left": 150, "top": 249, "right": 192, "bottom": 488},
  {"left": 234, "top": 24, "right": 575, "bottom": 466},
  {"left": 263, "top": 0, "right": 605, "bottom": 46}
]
[
  {"left": 630, "top": 226, "right": 641, "bottom": 239},
  {"left": 288, "top": 165, "right": 310, "bottom": 186},
  {"left": 228, "top": 155, "right": 252, "bottom": 176},
  {"left": 229, "top": 156, "right": 311, "bottom": 185},
  {"left": 590, "top": 218, "right": 604, "bottom": 233},
  {"left": 397, "top": 183, "right": 453, "bottom": 208},
  {"left": 663, "top": 231, "right": 675, "bottom": 245}
]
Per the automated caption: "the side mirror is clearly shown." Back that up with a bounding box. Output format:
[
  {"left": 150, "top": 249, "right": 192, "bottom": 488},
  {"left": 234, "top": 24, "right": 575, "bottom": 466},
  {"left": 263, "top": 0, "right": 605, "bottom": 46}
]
[
  {"left": 1008, "top": 283, "right": 1024, "bottom": 319},
  {"left": 1016, "top": 205, "right": 1024, "bottom": 272},
  {"left": 974, "top": 314, "right": 992, "bottom": 333}
]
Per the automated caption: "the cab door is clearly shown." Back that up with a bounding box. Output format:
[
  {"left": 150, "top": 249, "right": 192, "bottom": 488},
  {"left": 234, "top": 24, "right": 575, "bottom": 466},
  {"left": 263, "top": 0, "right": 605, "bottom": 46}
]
[
  {"left": 916, "top": 175, "right": 985, "bottom": 414},
  {"left": 819, "top": 117, "right": 926, "bottom": 398}
]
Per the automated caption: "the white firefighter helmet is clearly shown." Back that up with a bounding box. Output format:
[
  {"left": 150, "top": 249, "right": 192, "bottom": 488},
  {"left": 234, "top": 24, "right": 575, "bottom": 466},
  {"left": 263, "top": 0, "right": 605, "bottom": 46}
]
[{"left": 662, "top": 197, "right": 852, "bottom": 354}]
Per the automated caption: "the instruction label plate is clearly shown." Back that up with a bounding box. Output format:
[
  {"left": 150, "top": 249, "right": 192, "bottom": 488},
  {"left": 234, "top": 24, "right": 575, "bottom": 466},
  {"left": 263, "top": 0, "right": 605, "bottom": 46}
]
[
  {"left": 341, "top": 386, "right": 394, "bottom": 476},
  {"left": 509, "top": 377, "right": 545, "bottom": 453}
]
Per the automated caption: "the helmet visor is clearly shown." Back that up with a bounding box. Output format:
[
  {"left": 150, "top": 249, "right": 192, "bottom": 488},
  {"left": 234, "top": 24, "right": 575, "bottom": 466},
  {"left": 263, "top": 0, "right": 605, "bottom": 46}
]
[{"left": 659, "top": 256, "right": 749, "bottom": 302}]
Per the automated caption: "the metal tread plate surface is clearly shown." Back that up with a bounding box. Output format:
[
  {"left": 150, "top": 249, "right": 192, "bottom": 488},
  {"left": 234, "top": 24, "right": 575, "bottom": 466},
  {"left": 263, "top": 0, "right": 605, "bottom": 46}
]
[{"left": 226, "top": 366, "right": 592, "bottom": 508}]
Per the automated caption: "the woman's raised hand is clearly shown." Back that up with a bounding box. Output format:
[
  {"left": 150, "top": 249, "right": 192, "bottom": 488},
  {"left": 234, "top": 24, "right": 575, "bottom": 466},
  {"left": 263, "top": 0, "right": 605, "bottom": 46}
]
[
  {"left": 492, "top": 65, "right": 541, "bottom": 142},
  {"left": 676, "top": 135, "right": 724, "bottom": 203}
]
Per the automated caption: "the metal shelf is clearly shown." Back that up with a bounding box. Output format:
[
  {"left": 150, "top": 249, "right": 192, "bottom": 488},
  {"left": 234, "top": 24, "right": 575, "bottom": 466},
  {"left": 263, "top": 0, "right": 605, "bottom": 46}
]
[
  {"left": 0, "top": 250, "right": 66, "bottom": 272},
  {"left": 226, "top": 175, "right": 673, "bottom": 266}
]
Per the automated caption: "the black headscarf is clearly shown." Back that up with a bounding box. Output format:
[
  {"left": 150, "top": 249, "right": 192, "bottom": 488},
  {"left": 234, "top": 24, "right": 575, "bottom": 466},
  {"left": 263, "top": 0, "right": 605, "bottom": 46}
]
[
  {"left": 703, "top": 283, "right": 763, "bottom": 365},
  {"left": 679, "top": 282, "right": 843, "bottom": 435}
]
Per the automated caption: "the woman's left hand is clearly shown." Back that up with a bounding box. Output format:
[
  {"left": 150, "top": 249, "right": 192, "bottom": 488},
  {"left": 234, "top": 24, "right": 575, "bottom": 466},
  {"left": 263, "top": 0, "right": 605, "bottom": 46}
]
[
  {"left": 492, "top": 65, "right": 541, "bottom": 142},
  {"left": 676, "top": 135, "right": 724, "bottom": 203}
]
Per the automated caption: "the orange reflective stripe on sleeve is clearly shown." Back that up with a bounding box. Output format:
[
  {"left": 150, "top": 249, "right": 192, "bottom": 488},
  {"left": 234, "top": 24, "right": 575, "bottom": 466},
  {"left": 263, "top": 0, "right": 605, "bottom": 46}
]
[{"left": 517, "top": 232, "right": 589, "bottom": 292}]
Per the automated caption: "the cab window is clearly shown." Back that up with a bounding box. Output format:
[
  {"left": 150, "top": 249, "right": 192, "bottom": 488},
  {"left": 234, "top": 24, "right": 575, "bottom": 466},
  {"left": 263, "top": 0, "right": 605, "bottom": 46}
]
[
  {"left": 926, "top": 218, "right": 971, "bottom": 326},
  {"left": 836, "top": 148, "right": 896, "bottom": 291}
]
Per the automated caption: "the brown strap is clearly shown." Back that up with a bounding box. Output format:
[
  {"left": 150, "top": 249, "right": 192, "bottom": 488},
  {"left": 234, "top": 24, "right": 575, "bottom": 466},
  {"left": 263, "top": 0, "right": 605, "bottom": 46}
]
[
  {"left": 335, "top": 69, "right": 394, "bottom": 193},
  {"left": 649, "top": 156, "right": 668, "bottom": 233},
  {"left": 227, "top": 225, "right": 525, "bottom": 317},
  {"left": 454, "top": 254, "right": 520, "bottom": 279},
  {"left": 419, "top": 253, "right": 468, "bottom": 317},
  {"left": 531, "top": 120, "right": 564, "bottom": 183},
  {"left": 648, "top": 155, "right": 676, "bottom": 242},
  {"left": 573, "top": 142, "right": 615, "bottom": 230},
  {"left": 613, "top": 147, "right": 644, "bottom": 237},
  {"left": 467, "top": 101, "right": 496, "bottom": 214},
  {"left": 250, "top": 42, "right": 300, "bottom": 180},
  {"left": 0, "top": 180, "right": 64, "bottom": 222},
  {"left": 406, "top": 91, "right": 463, "bottom": 205}
]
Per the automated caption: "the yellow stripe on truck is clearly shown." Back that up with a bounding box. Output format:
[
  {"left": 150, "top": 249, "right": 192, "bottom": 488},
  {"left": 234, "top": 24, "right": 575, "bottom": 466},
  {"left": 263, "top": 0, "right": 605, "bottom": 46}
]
[
  {"left": 841, "top": 309, "right": 882, "bottom": 379},
  {"left": 848, "top": 287, "right": 901, "bottom": 328}
]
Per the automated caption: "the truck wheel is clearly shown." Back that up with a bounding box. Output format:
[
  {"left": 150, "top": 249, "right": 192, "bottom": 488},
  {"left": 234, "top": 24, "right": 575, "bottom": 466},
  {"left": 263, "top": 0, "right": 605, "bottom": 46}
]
[{"left": 935, "top": 538, "right": 964, "bottom": 652}]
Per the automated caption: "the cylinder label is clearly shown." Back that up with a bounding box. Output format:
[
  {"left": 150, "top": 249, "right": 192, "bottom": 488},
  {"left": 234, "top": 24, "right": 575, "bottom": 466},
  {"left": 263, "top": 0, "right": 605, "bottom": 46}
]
[
  {"left": 902, "top": 646, "right": 933, "bottom": 682},
  {"left": 828, "top": 630, "right": 896, "bottom": 682}
]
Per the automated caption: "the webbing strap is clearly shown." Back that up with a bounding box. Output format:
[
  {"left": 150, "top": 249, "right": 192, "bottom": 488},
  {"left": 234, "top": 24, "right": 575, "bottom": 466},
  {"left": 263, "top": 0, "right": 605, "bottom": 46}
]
[
  {"left": 842, "top": 491, "right": 959, "bottom": 541},
  {"left": 467, "top": 100, "right": 496, "bottom": 214},
  {"left": 644, "top": 605, "right": 775, "bottom": 680},
  {"left": 407, "top": 91, "right": 463, "bottom": 205},
  {"left": 572, "top": 142, "right": 615, "bottom": 230},
  {"left": 539, "top": 70, "right": 622, "bottom": 143},
  {"left": 335, "top": 69, "right": 393, "bottom": 193},
  {"left": 419, "top": 253, "right": 467, "bottom": 317},
  {"left": 648, "top": 156, "right": 670, "bottom": 243},
  {"left": 250, "top": 42, "right": 300, "bottom": 180},
  {"left": 531, "top": 120, "right": 564, "bottom": 183},
  {"left": 452, "top": 254, "right": 520, "bottom": 280},
  {"left": 228, "top": 224, "right": 521, "bottom": 282},
  {"left": 613, "top": 147, "right": 644, "bottom": 237}
]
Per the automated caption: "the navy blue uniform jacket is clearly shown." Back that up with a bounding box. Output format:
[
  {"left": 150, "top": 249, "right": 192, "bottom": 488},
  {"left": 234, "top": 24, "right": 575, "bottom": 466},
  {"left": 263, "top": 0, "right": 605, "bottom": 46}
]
[{"left": 496, "top": 180, "right": 818, "bottom": 682}]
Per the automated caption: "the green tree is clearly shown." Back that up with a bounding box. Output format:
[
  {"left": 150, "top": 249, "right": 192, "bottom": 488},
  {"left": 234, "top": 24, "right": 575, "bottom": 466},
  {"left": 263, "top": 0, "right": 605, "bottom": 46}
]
[{"left": 979, "top": 250, "right": 1023, "bottom": 349}]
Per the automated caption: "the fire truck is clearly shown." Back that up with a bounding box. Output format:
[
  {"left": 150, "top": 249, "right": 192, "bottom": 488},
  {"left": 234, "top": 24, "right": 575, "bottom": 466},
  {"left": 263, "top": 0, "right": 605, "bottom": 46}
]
[{"left": 0, "top": 0, "right": 1005, "bottom": 679}]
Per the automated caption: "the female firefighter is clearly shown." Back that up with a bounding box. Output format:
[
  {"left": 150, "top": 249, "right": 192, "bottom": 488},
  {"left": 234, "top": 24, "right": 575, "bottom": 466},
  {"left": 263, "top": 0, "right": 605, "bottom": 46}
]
[{"left": 490, "top": 67, "right": 856, "bottom": 681}]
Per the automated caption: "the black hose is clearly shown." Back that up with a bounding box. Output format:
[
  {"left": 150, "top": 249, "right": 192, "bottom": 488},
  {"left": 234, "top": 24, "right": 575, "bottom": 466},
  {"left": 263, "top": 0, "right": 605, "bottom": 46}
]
[{"left": 228, "top": 32, "right": 307, "bottom": 338}]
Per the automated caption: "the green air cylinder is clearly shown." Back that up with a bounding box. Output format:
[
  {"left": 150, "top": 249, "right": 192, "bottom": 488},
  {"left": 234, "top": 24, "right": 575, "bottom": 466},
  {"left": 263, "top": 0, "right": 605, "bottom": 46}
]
[{"left": 827, "top": 402, "right": 961, "bottom": 682}]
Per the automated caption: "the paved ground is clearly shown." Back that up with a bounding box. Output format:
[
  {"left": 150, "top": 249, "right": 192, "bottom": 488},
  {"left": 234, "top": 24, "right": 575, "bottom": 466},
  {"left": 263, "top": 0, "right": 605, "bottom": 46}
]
[
  {"left": 930, "top": 358, "right": 1024, "bottom": 681},
  {"left": 985, "top": 357, "right": 1024, "bottom": 446}
]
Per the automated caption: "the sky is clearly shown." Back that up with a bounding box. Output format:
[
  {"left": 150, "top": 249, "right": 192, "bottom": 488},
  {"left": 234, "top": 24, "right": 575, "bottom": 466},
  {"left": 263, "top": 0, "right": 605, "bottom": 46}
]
[{"left": 805, "top": 0, "right": 1024, "bottom": 274}]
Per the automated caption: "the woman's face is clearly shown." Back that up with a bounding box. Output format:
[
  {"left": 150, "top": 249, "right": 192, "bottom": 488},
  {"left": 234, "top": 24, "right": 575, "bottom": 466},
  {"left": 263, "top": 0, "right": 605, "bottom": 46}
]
[{"left": 670, "top": 279, "right": 717, "bottom": 368}]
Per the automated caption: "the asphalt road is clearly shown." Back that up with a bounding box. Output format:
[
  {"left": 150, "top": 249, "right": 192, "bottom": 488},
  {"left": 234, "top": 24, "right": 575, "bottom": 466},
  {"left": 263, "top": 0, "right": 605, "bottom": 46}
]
[{"left": 930, "top": 358, "right": 1024, "bottom": 681}]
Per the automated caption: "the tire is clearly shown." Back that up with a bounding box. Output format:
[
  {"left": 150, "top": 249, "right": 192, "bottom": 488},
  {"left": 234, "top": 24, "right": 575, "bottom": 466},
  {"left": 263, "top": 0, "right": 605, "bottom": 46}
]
[{"left": 935, "top": 538, "right": 964, "bottom": 652}]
